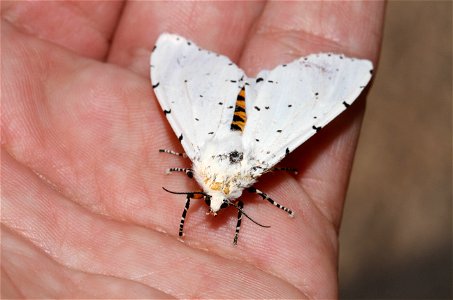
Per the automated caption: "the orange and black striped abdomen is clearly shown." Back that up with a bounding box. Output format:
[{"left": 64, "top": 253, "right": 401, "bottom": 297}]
[{"left": 230, "top": 87, "right": 246, "bottom": 132}]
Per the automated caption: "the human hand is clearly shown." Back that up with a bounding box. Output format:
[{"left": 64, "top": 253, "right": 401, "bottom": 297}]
[{"left": 2, "top": 2, "right": 384, "bottom": 298}]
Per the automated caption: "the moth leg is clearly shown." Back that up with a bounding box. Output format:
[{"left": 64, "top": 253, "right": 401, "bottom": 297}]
[
  {"left": 178, "top": 193, "right": 204, "bottom": 238},
  {"left": 248, "top": 187, "right": 294, "bottom": 217},
  {"left": 179, "top": 195, "right": 191, "bottom": 237},
  {"left": 159, "top": 149, "right": 187, "bottom": 157},
  {"left": 233, "top": 200, "right": 244, "bottom": 246},
  {"left": 272, "top": 167, "right": 298, "bottom": 175},
  {"left": 166, "top": 167, "right": 194, "bottom": 178}
]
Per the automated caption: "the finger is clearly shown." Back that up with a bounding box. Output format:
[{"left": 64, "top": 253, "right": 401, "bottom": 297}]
[
  {"left": 108, "top": 1, "right": 264, "bottom": 76},
  {"left": 1, "top": 1, "right": 124, "bottom": 59},
  {"left": 240, "top": 1, "right": 384, "bottom": 75},
  {"left": 236, "top": 1, "right": 385, "bottom": 297},
  {"left": 1, "top": 152, "right": 304, "bottom": 298}
]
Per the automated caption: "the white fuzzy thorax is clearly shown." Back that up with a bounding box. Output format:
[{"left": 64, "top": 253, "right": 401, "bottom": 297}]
[{"left": 192, "top": 135, "right": 257, "bottom": 213}]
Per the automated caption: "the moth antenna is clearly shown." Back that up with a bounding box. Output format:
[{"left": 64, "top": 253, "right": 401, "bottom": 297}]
[
  {"left": 162, "top": 187, "right": 208, "bottom": 197},
  {"left": 230, "top": 202, "right": 271, "bottom": 228}
]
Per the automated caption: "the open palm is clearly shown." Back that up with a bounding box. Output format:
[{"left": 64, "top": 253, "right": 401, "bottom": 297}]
[{"left": 2, "top": 2, "right": 384, "bottom": 298}]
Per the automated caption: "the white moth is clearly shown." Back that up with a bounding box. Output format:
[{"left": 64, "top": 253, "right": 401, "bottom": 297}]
[{"left": 150, "top": 33, "right": 373, "bottom": 244}]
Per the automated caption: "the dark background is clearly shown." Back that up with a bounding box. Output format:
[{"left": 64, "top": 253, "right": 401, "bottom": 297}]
[{"left": 339, "top": 2, "right": 452, "bottom": 298}]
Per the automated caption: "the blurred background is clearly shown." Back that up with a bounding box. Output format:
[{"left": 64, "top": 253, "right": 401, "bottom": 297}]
[{"left": 339, "top": 2, "right": 451, "bottom": 298}]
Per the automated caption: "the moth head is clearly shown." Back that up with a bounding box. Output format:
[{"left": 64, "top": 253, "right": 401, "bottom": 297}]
[{"left": 204, "top": 192, "right": 229, "bottom": 215}]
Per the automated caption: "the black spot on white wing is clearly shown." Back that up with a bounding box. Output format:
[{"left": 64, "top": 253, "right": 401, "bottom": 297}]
[
  {"left": 208, "top": 132, "right": 214, "bottom": 135},
  {"left": 245, "top": 82, "right": 250, "bottom": 86},
  {"left": 187, "top": 41, "right": 191, "bottom": 46},
  {"left": 230, "top": 80, "right": 237, "bottom": 83},
  {"left": 228, "top": 62, "right": 233, "bottom": 66},
  {"left": 195, "top": 118, "right": 199, "bottom": 121},
  {"left": 227, "top": 106, "right": 233, "bottom": 109},
  {"left": 313, "top": 116, "right": 317, "bottom": 119},
  {"left": 179, "top": 134, "right": 183, "bottom": 141},
  {"left": 152, "top": 82, "right": 160, "bottom": 89},
  {"left": 152, "top": 45, "right": 156, "bottom": 52},
  {"left": 163, "top": 109, "right": 171, "bottom": 115},
  {"left": 370, "top": 69, "right": 374, "bottom": 74},
  {"left": 288, "top": 104, "right": 292, "bottom": 107},
  {"left": 282, "top": 64, "right": 287, "bottom": 67},
  {"left": 314, "top": 92, "right": 319, "bottom": 96},
  {"left": 199, "top": 95, "right": 203, "bottom": 98},
  {"left": 343, "top": 101, "right": 350, "bottom": 108},
  {"left": 218, "top": 102, "right": 223, "bottom": 105},
  {"left": 184, "top": 79, "right": 188, "bottom": 83},
  {"left": 265, "top": 106, "right": 270, "bottom": 110},
  {"left": 229, "top": 151, "right": 243, "bottom": 164},
  {"left": 285, "top": 148, "right": 290, "bottom": 156},
  {"left": 312, "top": 125, "right": 322, "bottom": 132},
  {"left": 254, "top": 106, "right": 261, "bottom": 111},
  {"left": 255, "top": 139, "right": 260, "bottom": 142},
  {"left": 256, "top": 78, "right": 264, "bottom": 83},
  {"left": 267, "top": 80, "right": 274, "bottom": 83},
  {"left": 277, "top": 130, "right": 282, "bottom": 133}
]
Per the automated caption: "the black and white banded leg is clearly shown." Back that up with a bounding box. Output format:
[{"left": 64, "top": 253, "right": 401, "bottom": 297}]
[
  {"left": 159, "top": 149, "right": 187, "bottom": 157},
  {"left": 233, "top": 200, "right": 244, "bottom": 245},
  {"left": 166, "top": 167, "right": 194, "bottom": 178},
  {"left": 248, "top": 187, "right": 294, "bottom": 217},
  {"left": 163, "top": 188, "right": 206, "bottom": 239},
  {"left": 272, "top": 167, "right": 298, "bottom": 174},
  {"left": 179, "top": 194, "right": 192, "bottom": 237}
]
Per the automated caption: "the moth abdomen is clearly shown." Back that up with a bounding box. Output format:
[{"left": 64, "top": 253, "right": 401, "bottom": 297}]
[{"left": 230, "top": 86, "right": 246, "bottom": 132}]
